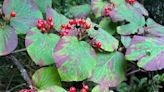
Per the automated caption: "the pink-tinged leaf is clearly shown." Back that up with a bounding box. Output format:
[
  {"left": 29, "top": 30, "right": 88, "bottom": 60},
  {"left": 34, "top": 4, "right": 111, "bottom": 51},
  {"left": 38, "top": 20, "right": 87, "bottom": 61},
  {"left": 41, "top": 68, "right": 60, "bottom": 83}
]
[
  {"left": 121, "top": 36, "right": 132, "bottom": 48},
  {"left": 91, "top": 0, "right": 109, "bottom": 17},
  {"left": 87, "top": 18, "right": 119, "bottom": 52},
  {"left": 133, "top": 1, "right": 149, "bottom": 16},
  {"left": 145, "top": 18, "right": 164, "bottom": 37},
  {"left": 126, "top": 36, "right": 164, "bottom": 71},
  {"left": 25, "top": 27, "right": 60, "bottom": 66},
  {"left": 54, "top": 36, "right": 96, "bottom": 81},
  {"left": 91, "top": 85, "right": 109, "bottom": 92},
  {"left": 66, "top": 4, "right": 91, "bottom": 18},
  {"left": 109, "top": 3, "right": 145, "bottom": 35},
  {"left": 3, "top": 0, "right": 43, "bottom": 34},
  {"left": 46, "top": 8, "right": 69, "bottom": 31},
  {"left": 38, "top": 86, "right": 67, "bottom": 92},
  {"left": 0, "top": 26, "right": 18, "bottom": 56},
  {"left": 32, "top": 66, "right": 61, "bottom": 90},
  {"left": 89, "top": 52, "right": 127, "bottom": 87}
]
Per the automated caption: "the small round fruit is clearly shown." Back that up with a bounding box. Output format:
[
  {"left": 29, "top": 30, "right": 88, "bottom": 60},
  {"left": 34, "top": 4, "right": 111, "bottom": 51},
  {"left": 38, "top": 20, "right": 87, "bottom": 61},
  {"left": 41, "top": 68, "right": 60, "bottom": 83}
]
[
  {"left": 60, "top": 32, "right": 68, "bottom": 36},
  {"left": 49, "top": 22, "right": 54, "bottom": 28},
  {"left": 80, "top": 88, "right": 86, "bottom": 92},
  {"left": 41, "top": 28, "right": 46, "bottom": 33},
  {"left": 96, "top": 42, "right": 102, "bottom": 48},
  {"left": 75, "top": 24, "right": 81, "bottom": 29},
  {"left": 85, "top": 24, "right": 90, "bottom": 29},
  {"left": 80, "top": 19, "right": 86, "bottom": 25},
  {"left": 69, "top": 87, "right": 76, "bottom": 92},
  {"left": 83, "top": 85, "right": 89, "bottom": 91},
  {"left": 47, "top": 17, "right": 53, "bottom": 22},
  {"left": 38, "top": 19, "right": 43, "bottom": 23},
  {"left": 94, "top": 25, "right": 99, "bottom": 30},
  {"left": 66, "top": 24, "right": 72, "bottom": 29},
  {"left": 69, "top": 19, "right": 74, "bottom": 25},
  {"left": 37, "top": 23, "right": 43, "bottom": 29},
  {"left": 61, "top": 24, "right": 65, "bottom": 29},
  {"left": 10, "top": 11, "right": 16, "bottom": 17}
]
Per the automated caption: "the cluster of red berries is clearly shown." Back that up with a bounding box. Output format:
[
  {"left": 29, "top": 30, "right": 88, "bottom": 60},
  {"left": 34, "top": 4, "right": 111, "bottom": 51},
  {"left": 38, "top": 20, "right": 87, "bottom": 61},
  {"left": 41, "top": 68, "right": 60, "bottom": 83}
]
[
  {"left": 96, "top": 42, "right": 102, "bottom": 48},
  {"left": 69, "top": 83, "right": 89, "bottom": 92},
  {"left": 104, "top": 6, "right": 111, "bottom": 16},
  {"left": 10, "top": 11, "right": 16, "bottom": 17},
  {"left": 128, "top": 0, "right": 136, "bottom": 4},
  {"left": 60, "top": 19, "right": 91, "bottom": 37},
  {"left": 19, "top": 89, "right": 35, "bottom": 92},
  {"left": 37, "top": 17, "right": 54, "bottom": 33}
]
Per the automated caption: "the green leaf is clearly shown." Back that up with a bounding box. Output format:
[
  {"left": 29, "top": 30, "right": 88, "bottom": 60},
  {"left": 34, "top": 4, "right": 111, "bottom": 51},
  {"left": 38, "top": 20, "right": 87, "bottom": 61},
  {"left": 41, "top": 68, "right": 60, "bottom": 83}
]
[
  {"left": 109, "top": 3, "right": 145, "bottom": 35},
  {"left": 3, "top": 0, "right": 43, "bottom": 34},
  {"left": 32, "top": 67, "right": 61, "bottom": 90},
  {"left": 54, "top": 36, "right": 96, "bottom": 81},
  {"left": 110, "top": 0, "right": 125, "bottom": 5},
  {"left": 25, "top": 27, "right": 60, "bottom": 66},
  {"left": 145, "top": 18, "right": 164, "bottom": 37},
  {"left": 89, "top": 51, "right": 126, "bottom": 87},
  {"left": 91, "top": 0, "right": 109, "bottom": 17},
  {"left": 0, "top": 25, "right": 17, "bottom": 56},
  {"left": 46, "top": 8, "right": 69, "bottom": 31},
  {"left": 92, "top": 85, "right": 110, "bottom": 92},
  {"left": 34, "top": 0, "right": 52, "bottom": 13},
  {"left": 66, "top": 4, "right": 91, "bottom": 18},
  {"left": 99, "top": 17, "right": 117, "bottom": 35},
  {"left": 38, "top": 85, "right": 67, "bottom": 92},
  {"left": 87, "top": 18, "right": 119, "bottom": 52},
  {"left": 126, "top": 36, "right": 164, "bottom": 71},
  {"left": 133, "top": 1, "right": 149, "bottom": 16},
  {"left": 121, "top": 36, "right": 132, "bottom": 48}
]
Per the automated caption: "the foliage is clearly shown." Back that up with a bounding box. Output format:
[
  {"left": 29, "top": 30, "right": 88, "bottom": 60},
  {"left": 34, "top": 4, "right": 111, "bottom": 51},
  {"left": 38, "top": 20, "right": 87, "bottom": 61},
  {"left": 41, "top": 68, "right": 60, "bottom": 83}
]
[{"left": 0, "top": 0, "right": 164, "bottom": 92}]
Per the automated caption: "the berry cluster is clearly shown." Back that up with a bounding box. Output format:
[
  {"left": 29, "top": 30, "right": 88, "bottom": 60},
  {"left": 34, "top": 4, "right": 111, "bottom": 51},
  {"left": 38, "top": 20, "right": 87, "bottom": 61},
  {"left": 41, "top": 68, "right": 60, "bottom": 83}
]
[
  {"left": 88, "top": 38, "right": 102, "bottom": 49},
  {"left": 69, "top": 83, "right": 89, "bottom": 92},
  {"left": 37, "top": 17, "right": 54, "bottom": 33},
  {"left": 60, "top": 19, "right": 91, "bottom": 37},
  {"left": 127, "top": 0, "right": 136, "bottom": 4},
  {"left": 104, "top": 6, "right": 111, "bottom": 16}
]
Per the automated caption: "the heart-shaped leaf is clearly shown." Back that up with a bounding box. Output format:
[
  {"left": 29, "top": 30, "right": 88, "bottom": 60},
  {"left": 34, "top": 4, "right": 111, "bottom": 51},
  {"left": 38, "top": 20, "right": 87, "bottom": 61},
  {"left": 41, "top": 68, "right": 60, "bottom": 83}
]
[
  {"left": 46, "top": 8, "right": 69, "bottom": 31},
  {"left": 87, "top": 19, "right": 119, "bottom": 52},
  {"left": 99, "top": 17, "right": 117, "bottom": 35},
  {"left": 25, "top": 27, "right": 60, "bottom": 66},
  {"left": 145, "top": 18, "right": 164, "bottom": 37},
  {"left": 91, "top": 85, "right": 110, "bottom": 92},
  {"left": 66, "top": 4, "right": 91, "bottom": 18},
  {"left": 3, "top": 0, "right": 43, "bottom": 34},
  {"left": 38, "top": 86, "right": 67, "bottom": 92},
  {"left": 89, "top": 51, "right": 127, "bottom": 87},
  {"left": 54, "top": 36, "right": 96, "bottom": 81},
  {"left": 91, "top": 0, "right": 109, "bottom": 17},
  {"left": 109, "top": 3, "right": 145, "bottom": 35},
  {"left": 121, "top": 36, "right": 132, "bottom": 48},
  {"left": 126, "top": 36, "right": 164, "bottom": 71},
  {"left": 0, "top": 26, "right": 18, "bottom": 56},
  {"left": 34, "top": 0, "right": 52, "bottom": 13},
  {"left": 133, "top": 1, "right": 149, "bottom": 16},
  {"left": 32, "top": 66, "right": 61, "bottom": 90}
]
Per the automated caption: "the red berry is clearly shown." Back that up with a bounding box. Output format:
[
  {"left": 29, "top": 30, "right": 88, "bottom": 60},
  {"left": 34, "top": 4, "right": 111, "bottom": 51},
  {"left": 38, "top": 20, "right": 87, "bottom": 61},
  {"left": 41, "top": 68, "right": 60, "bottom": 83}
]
[
  {"left": 41, "top": 28, "right": 46, "bottom": 33},
  {"left": 69, "top": 87, "right": 76, "bottom": 92},
  {"left": 74, "top": 19, "right": 80, "bottom": 24},
  {"left": 83, "top": 85, "right": 89, "bottom": 91},
  {"left": 69, "top": 19, "right": 74, "bottom": 25},
  {"left": 49, "top": 22, "right": 54, "bottom": 28},
  {"left": 61, "top": 24, "right": 65, "bottom": 29},
  {"left": 96, "top": 42, "right": 102, "bottom": 48},
  {"left": 47, "top": 17, "right": 53, "bottom": 22},
  {"left": 80, "top": 88, "right": 86, "bottom": 92},
  {"left": 66, "top": 24, "right": 72, "bottom": 29},
  {"left": 60, "top": 32, "right": 68, "bottom": 36},
  {"left": 112, "top": 3, "right": 116, "bottom": 7},
  {"left": 80, "top": 19, "right": 86, "bottom": 25},
  {"left": 10, "top": 11, "right": 16, "bottom": 17},
  {"left": 37, "top": 23, "right": 43, "bottom": 29},
  {"left": 85, "top": 24, "right": 90, "bottom": 29},
  {"left": 128, "top": 0, "right": 136, "bottom": 3}
]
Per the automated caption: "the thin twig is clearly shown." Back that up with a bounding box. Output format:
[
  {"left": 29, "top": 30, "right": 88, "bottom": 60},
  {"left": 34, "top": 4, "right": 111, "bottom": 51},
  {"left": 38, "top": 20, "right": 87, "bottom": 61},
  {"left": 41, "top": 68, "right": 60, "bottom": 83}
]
[
  {"left": 127, "top": 69, "right": 145, "bottom": 76},
  {"left": 6, "top": 73, "right": 15, "bottom": 90},
  {"left": 7, "top": 55, "right": 32, "bottom": 89},
  {"left": 11, "top": 48, "right": 26, "bottom": 54},
  {"left": 7, "top": 83, "right": 26, "bottom": 92}
]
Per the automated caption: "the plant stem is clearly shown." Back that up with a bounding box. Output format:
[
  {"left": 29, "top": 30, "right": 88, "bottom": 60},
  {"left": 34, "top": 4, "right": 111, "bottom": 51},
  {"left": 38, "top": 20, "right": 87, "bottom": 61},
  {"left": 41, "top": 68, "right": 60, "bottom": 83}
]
[
  {"left": 7, "top": 55, "right": 32, "bottom": 89},
  {"left": 11, "top": 48, "right": 26, "bottom": 54}
]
